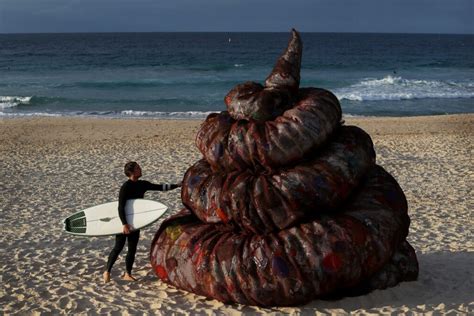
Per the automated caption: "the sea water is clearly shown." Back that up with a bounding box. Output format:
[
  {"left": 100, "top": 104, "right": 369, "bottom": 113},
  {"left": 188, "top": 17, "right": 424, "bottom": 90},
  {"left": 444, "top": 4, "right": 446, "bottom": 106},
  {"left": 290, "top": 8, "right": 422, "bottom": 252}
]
[{"left": 0, "top": 32, "right": 473, "bottom": 118}]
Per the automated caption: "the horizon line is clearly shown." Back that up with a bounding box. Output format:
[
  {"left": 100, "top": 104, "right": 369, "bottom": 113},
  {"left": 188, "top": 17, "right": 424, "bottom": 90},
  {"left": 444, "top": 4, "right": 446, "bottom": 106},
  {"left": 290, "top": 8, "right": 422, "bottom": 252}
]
[{"left": 1, "top": 30, "right": 473, "bottom": 36}]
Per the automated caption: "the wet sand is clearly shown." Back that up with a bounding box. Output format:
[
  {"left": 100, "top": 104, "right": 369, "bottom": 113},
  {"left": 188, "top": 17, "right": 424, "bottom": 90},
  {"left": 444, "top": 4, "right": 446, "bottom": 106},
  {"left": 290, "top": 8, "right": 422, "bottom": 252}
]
[{"left": 1, "top": 114, "right": 473, "bottom": 314}]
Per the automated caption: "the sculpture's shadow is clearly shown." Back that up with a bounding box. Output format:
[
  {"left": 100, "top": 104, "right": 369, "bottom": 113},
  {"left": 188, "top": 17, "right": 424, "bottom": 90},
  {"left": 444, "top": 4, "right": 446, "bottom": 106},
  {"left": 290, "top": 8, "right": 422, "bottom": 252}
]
[{"left": 291, "top": 251, "right": 473, "bottom": 313}]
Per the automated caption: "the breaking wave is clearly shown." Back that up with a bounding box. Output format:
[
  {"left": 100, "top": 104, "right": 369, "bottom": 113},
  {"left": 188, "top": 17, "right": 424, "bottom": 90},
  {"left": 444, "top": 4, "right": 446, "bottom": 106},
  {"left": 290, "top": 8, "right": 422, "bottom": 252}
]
[
  {"left": 0, "top": 96, "right": 32, "bottom": 109},
  {"left": 334, "top": 76, "right": 474, "bottom": 101}
]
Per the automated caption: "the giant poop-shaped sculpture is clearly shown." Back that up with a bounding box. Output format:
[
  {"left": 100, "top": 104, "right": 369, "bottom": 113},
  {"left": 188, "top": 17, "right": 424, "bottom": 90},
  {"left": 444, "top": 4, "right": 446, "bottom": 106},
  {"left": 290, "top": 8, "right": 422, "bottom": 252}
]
[{"left": 150, "top": 30, "right": 419, "bottom": 306}]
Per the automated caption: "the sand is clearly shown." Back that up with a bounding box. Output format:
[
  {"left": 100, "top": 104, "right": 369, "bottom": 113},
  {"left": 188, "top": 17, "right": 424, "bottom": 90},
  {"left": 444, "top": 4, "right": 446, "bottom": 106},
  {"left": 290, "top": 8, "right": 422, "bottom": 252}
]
[{"left": 1, "top": 114, "right": 473, "bottom": 315}]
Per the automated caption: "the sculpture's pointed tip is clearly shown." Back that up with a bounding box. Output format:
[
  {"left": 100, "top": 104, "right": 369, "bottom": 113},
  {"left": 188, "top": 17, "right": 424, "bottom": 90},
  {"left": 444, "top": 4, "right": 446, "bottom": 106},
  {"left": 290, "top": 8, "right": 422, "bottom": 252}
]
[{"left": 265, "top": 29, "right": 302, "bottom": 91}]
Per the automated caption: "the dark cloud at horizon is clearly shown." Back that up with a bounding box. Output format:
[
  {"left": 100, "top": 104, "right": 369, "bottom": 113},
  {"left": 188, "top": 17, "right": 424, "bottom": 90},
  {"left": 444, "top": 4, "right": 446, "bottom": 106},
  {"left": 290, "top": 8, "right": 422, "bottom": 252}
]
[{"left": 0, "top": 0, "right": 473, "bottom": 34}]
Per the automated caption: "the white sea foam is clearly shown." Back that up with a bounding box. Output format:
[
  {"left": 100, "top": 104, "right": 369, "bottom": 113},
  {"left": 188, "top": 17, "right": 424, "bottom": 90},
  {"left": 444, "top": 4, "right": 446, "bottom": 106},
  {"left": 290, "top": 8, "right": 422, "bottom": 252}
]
[
  {"left": 0, "top": 109, "right": 215, "bottom": 119},
  {"left": 0, "top": 96, "right": 32, "bottom": 109},
  {"left": 334, "top": 76, "right": 474, "bottom": 101},
  {"left": 0, "top": 110, "right": 366, "bottom": 120},
  {"left": 342, "top": 113, "right": 370, "bottom": 119},
  {"left": 0, "top": 112, "right": 62, "bottom": 117},
  {"left": 121, "top": 110, "right": 216, "bottom": 119}
]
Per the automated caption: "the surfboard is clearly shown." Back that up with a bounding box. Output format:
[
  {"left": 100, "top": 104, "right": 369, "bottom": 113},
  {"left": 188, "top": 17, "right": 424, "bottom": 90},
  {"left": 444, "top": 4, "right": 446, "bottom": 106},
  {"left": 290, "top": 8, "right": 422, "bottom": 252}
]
[{"left": 63, "top": 199, "right": 168, "bottom": 237}]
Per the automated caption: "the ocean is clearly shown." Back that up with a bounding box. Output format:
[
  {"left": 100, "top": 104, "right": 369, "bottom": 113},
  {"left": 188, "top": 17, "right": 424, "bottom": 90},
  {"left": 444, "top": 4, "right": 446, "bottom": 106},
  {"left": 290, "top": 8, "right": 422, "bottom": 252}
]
[{"left": 0, "top": 32, "right": 473, "bottom": 118}]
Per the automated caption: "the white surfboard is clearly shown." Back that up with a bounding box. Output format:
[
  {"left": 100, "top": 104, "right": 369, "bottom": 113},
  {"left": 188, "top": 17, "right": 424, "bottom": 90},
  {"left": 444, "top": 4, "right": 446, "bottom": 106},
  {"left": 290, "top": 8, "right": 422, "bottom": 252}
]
[{"left": 63, "top": 199, "right": 168, "bottom": 237}]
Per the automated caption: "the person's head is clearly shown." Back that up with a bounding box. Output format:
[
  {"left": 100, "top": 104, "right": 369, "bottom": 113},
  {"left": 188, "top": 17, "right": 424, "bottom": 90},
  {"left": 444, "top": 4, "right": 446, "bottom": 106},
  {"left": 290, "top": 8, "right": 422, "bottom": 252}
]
[{"left": 124, "top": 161, "right": 142, "bottom": 180}]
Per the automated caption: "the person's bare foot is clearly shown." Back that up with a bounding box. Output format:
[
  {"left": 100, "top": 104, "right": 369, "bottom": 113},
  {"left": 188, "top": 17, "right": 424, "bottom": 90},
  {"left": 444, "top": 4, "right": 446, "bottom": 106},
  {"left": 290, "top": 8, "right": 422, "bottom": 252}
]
[
  {"left": 122, "top": 273, "right": 137, "bottom": 281},
  {"left": 103, "top": 271, "right": 111, "bottom": 284}
]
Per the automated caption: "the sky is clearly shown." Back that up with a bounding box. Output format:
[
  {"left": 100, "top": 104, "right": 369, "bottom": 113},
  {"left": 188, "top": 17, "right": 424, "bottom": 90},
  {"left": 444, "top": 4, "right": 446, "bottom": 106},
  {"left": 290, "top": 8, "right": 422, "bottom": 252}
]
[{"left": 0, "top": 0, "right": 473, "bottom": 34}]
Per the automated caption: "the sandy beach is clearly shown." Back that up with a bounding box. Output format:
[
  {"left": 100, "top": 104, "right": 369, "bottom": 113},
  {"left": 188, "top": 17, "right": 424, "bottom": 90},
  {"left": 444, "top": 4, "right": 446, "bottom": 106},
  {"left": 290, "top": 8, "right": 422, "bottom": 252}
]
[{"left": 1, "top": 114, "right": 473, "bottom": 315}]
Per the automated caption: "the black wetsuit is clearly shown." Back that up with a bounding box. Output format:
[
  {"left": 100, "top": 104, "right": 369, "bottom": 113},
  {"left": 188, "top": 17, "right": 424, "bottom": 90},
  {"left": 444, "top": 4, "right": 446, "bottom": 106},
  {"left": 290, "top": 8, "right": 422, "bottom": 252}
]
[{"left": 106, "top": 180, "right": 179, "bottom": 274}]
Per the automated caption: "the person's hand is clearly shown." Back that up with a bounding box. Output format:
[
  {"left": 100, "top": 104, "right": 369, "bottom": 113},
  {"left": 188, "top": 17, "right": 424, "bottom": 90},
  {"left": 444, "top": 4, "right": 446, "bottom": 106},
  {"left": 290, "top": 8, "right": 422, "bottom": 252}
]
[{"left": 123, "top": 224, "right": 132, "bottom": 234}]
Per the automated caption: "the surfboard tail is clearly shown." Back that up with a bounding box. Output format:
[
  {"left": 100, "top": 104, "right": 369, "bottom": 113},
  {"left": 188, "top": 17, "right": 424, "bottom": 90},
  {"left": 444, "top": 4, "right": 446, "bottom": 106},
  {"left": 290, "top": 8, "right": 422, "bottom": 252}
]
[{"left": 64, "top": 211, "right": 87, "bottom": 234}]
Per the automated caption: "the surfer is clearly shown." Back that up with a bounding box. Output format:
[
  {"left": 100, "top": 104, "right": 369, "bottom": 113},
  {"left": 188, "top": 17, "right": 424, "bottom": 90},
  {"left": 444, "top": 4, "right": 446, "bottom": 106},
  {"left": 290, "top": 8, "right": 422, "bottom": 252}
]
[{"left": 103, "top": 161, "right": 181, "bottom": 283}]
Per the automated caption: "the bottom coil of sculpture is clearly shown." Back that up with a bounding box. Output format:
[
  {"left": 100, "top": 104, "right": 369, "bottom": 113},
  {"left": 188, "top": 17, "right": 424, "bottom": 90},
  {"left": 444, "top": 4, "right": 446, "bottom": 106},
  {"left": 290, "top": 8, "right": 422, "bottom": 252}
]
[{"left": 150, "top": 165, "right": 419, "bottom": 306}]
